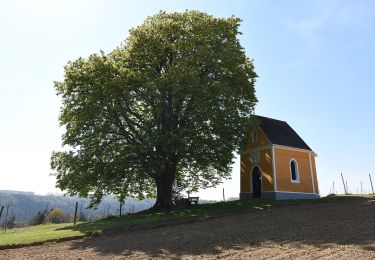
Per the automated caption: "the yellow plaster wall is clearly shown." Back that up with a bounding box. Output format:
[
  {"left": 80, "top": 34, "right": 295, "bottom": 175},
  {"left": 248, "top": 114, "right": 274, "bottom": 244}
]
[
  {"left": 245, "top": 127, "right": 270, "bottom": 150},
  {"left": 240, "top": 148, "right": 273, "bottom": 192},
  {"left": 274, "top": 147, "right": 315, "bottom": 193},
  {"left": 240, "top": 153, "right": 250, "bottom": 192},
  {"left": 259, "top": 149, "right": 274, "bottom": 191}
]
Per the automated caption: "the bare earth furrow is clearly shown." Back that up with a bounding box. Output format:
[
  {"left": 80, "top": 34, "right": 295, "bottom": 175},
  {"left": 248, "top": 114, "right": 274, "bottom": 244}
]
[{"left": 1, "top": 198, "right": 374, "bottom": 259}]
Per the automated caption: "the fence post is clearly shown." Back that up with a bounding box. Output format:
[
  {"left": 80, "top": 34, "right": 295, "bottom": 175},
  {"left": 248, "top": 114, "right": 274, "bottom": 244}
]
[
  {"left": 73, "top": 202, "right": 78, "bottom": 225},
  {"left": 107, "top": 203, "right": 111, "bottom": 217},
  {"left": 3, "top": 205, "right": 9, "bottom": 231},
  {"left": 341, "top": 173, "right": 347, "bottom": 194},
  {"left": 0, "top": 206, "right": 4, "bottom": 220},
  {"left": 223, "top": 188, "right": 225, "bottom": 202},
  {"left": 370, "top": 173, "right": 374, "bottom": 194}
]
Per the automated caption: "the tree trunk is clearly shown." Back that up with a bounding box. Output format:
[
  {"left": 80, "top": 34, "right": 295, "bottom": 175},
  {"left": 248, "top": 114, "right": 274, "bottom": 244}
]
[{"left": 154, "top": 174, "right": 175, "bottom": 210}]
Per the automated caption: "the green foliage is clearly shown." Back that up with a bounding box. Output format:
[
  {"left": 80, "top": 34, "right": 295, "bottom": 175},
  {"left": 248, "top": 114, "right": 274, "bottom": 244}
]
[
  {"left": 51, "top": 10, "right": 257, "bottom": 209},
  {"left": 29, "top": 210, "right": 48, "bottom": 226},
  {"left": 3, "top": 215, "right": 17, "bottom": 230},
  {"left": 47, "top": 208, "right": 66, "bottom": 224}
]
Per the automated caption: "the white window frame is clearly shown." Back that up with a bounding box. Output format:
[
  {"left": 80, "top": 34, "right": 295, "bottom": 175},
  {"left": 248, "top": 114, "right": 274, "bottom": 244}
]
[{"left": 289, "top": 159, "right": 300, "bottom": 183}]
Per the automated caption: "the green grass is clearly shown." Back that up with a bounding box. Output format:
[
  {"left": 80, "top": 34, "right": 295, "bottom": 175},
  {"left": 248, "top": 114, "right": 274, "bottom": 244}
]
[
  {"left": 0, "top": 194, "right": 373, "bottom": 248},
  {"left": 0, "top": 223, "right": 85, "bottom": 247},
  {"left": 327, "top": 193, "right": 375, "bottom": 198}
]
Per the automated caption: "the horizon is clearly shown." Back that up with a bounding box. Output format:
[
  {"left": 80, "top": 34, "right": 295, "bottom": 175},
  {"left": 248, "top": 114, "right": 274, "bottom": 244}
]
[{"left": 1, "top": 0, "right": 375, "bottom": 200}]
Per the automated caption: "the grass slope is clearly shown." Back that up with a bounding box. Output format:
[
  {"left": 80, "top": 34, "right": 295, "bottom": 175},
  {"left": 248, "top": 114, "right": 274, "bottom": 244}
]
[
  {"left": 0, "top": 195, "right": 373, "bottom": 248},
  {"left": 0, "top": 223, "right": 85, "bottom": 247}
]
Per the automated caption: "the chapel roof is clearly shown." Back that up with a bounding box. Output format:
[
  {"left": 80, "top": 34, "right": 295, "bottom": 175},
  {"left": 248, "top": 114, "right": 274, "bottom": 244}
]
[{"left": 254, "top": 115, "right": 312, "bottom": 151}]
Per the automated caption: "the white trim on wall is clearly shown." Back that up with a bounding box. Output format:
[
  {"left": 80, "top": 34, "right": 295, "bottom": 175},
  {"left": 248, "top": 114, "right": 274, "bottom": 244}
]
[
  {"left": 309, "top": 152, "right": 316, "bottom": 194},
  {"left": 274, "top": 144, "right": 317, "bottom": 157},
  {"left": 262, "top": 191, "right": 317, "bottom": 195},
  {"left": 271, "top": 145, "right": 277, "bottom": 192}
]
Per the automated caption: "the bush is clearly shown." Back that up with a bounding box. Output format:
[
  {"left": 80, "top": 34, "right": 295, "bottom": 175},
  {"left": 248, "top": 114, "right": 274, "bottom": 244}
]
[
  {"left": 47, "top": 208, "right": 65, "bottom": 224},
  {"left": 29, "top": 210, "right": 48, "bottom": 226},
  {"left": 4, "top": 215, "right": 17, "bottom": 229}
]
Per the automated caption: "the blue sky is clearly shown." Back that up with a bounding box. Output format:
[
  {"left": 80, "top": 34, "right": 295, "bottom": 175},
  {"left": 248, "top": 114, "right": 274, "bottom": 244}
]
[{"left": 0, "top": 0, "right": 374, "bottom": 199}]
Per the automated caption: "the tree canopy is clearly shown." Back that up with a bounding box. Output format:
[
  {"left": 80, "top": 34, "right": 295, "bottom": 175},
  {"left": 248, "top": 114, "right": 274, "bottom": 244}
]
[{"left": 51, "top": 10, "right": 257, "bottom": 210}]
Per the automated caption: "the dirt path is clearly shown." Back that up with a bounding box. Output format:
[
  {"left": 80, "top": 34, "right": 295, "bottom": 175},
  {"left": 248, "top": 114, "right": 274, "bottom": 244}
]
[{"left": 1, "top": 198, "right": 374, "bottom": 259}]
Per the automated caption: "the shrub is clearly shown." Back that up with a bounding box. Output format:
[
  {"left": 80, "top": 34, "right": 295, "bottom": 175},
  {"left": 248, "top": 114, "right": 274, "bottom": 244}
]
[
  {"left": 29, "top": 210, "right": 48, "bottom": 226},
  {"left": 47, "top": 208, "right": 65, "bottom": 224}
]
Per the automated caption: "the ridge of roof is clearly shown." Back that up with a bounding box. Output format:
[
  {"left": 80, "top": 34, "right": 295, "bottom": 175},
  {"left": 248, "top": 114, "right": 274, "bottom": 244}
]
[
  {"left": 254, "top": 115, "right": 287, "bottom": 124},
  {"left": 253, "top": 115, "right": 312, "bottom": 151}
]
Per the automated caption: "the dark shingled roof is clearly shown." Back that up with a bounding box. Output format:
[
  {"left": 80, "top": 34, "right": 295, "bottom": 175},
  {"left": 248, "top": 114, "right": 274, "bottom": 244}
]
[{"left": 255, "top": 115, "right": 312, "bottom": 151}]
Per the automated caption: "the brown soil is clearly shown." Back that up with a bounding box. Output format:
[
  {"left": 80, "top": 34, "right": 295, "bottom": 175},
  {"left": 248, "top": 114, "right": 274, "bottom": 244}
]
[{"left": 1, "top": 197, "right": 374, "bottom": 259}]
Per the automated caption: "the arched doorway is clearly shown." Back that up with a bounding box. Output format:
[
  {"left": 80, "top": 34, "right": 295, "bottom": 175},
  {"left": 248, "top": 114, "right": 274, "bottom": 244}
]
[{"left": 252, "top": 166, "right": 262, "bottom": 198}]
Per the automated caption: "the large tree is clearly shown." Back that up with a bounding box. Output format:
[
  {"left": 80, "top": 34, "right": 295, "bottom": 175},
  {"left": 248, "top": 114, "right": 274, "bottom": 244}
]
[{"left": 51, "top": 11, "right": 257, "bottom": 210}]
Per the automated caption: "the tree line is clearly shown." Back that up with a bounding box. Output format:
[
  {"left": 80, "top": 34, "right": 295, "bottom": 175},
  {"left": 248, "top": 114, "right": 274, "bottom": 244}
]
[{"left": 0, "top": 190, "right": 154, "bottom": 228}]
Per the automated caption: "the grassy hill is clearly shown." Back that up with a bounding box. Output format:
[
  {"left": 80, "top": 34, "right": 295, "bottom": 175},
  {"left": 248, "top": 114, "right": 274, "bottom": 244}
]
[{"left": 2, "top": 194, "right": 373, "bottom": 249}]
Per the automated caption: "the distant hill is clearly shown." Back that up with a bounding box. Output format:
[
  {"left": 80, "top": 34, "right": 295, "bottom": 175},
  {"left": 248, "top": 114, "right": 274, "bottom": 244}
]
[{"left": 0, "top": 190, "right": 154, "bottom": 223}]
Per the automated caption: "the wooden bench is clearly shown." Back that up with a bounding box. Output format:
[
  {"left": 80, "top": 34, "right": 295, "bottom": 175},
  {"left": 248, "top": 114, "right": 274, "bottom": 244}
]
[
  {"left": 188, "top": 196, "right": 199, "bottom": 205},
  {"left": 176, "top": 196, "right": 200, "bottom": 208}
]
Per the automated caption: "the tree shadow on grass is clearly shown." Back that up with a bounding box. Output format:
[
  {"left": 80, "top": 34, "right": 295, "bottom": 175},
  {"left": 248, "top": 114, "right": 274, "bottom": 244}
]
[
  {"left": 62, "top": 197, "right": 375, "bottom": 258},
  {"left": 56, "top": 199, "right": 279, "bottom": 235}
]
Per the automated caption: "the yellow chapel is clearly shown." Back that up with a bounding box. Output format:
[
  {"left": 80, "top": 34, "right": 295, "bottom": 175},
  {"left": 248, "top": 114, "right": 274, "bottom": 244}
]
[{"left": 240, "top": 115, "right": 319, "bottom": 200}]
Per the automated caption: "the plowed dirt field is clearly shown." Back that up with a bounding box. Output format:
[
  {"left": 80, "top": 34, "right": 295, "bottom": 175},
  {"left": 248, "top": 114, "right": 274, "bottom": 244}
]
[{"left": 1, "top": 197, "right": 374, "bottom": 259}]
